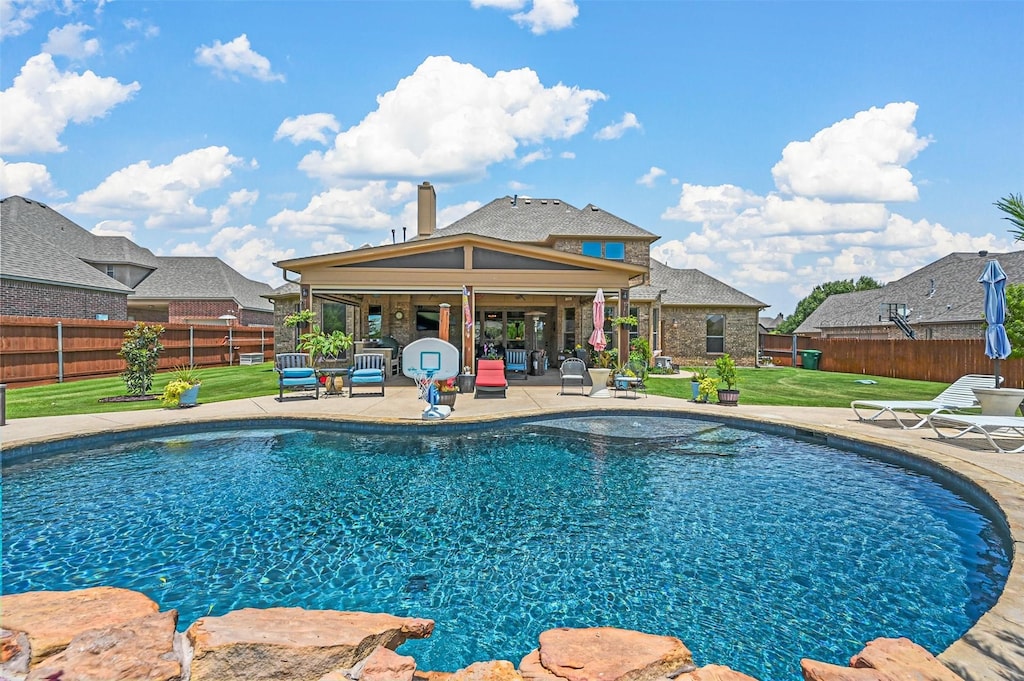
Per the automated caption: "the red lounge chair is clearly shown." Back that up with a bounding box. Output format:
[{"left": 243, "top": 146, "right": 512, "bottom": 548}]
[{"left": 475, "top": 359, "right": 508, "bottom": 398}]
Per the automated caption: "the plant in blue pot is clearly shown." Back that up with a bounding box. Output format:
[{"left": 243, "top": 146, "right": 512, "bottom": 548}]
[{"left": 160, "top": 364, "right": 201, "bottom": 408}]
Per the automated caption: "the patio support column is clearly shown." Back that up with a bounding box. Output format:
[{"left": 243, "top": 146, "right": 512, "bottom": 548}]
[
  {"left": 463, "top": 286, "right": 475, "bottom": 372},
  {"left": 619, "top": 288, "right": 630, "bottom": 358}
]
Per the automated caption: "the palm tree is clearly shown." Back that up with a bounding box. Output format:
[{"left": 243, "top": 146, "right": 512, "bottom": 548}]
[{"left": 996, "top": 193, "right": 1024, "bottom": 240}]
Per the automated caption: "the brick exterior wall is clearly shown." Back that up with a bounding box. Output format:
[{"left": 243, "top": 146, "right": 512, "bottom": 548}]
[
  {"left": 660, "top": 306, "right": 759, "bottom": 367},
  {"left": 820, "top": 321, "right": 985, "bottom": 340},
  {"left": 0, "top": 279, "right": 127, "bottom": 320}
]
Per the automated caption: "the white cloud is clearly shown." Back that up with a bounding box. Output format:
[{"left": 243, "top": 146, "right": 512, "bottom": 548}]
[
  {"left": 560, "top": 151, "right": 575, "bottom": 159},
  {"left": 511, "top": 0, "right": 578, "bottom": 34},
  {"left": 91, "top": 219, "right": 135, "bottom": 238},
  {"left": 311, "top": 234, "right": 356, "bottom": 254},
  {"left": 471, "top": 0, "right": 578, "bottom": 34},
  {"left": 662, "top": 183, "right": 763, "bottom": 223},
  {"left": 0, "top": 158, "right": 61, "bottom": 196},
  {"left": 275, "top": 113, "right": 341, "bottom": 145},
  {"left": 0, "top": 53, "right": 140, "bottom": 155},
  {"left": 43, "top": 23, "right": 100, "bottom": 59},
  {"left": 0, "top": 0, "right": 49, "bottom": 39},
  {"left": 594, "top": 112, "right": 640, "bottom": 141},
  {"left": 517, "top": 149, "right": 549, "bottom": 167},
  {"left": 772, "top": 101, "right": 931, "bottom": 202},
  {"left": 637, "top": 166, "right": 666, "bottom": 188},
  {"left": 173, "top": 226, "right": 295, "bottom": 284},
  {"left": 194, "top": 34, "right": 284, "bottom": 83},
  {"left": 123, "top": 18, "right": 159, "bottom": 39},
  {"left": 71, "top": 146, "right": 243, "bottom": 229},
  {"left": 268, "top": 182, "right": 414, "bottom": 237},
  {"left": 299, "top": 56, "right": 605, "bottom": 181}
]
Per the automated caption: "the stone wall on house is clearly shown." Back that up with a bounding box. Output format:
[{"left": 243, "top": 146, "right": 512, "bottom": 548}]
[
  {"left": 273, "top": 296, "right": 301, "bottom": 356},
  {"left": 0, "top": 279, "right": 127, "bottom": 320},
  {"left": 168, "top": 300, "right": 241, "bottom": 325},
  {"left": 661, "top": 306, "right": 759, "bottom": 367}
]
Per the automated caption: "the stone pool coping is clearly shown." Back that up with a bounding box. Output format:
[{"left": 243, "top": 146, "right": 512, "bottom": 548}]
[{"left": 2, "top": 386, "right": 1022, "bottom": 680}]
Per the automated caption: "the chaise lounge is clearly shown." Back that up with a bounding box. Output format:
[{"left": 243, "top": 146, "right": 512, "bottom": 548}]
[
  {"left": 850, "top": 374, "right": 998, "bottom": 429},
  {"left": 928, "top": 413, "right": 1024, "bottom": 453},
  {"left": 475, "top": 358, "right": 508, "bottom": 398}
]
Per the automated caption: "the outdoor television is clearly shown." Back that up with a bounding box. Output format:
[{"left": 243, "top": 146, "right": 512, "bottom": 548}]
[{"left": 416, "top": 308, "right": 440, "bottom": 332}]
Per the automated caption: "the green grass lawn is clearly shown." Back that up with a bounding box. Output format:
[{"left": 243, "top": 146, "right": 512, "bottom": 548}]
[
  {"left": 5, "top": 363, "right": 281, "bottom": 420},
  {"left": 3, "top": 363, "right": 954, "bottom": 419},
  {"left": 646, "top": 366, "right": 949, "bottom": 408}
]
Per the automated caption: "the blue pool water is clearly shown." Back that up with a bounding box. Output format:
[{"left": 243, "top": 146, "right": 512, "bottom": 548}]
[{"left": 1, "top": 416, "right": 1009, "bottom": 680}]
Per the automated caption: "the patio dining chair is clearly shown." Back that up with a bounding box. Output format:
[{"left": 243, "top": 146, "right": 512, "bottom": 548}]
[{"left": 559, "top": 357, "right": 587, "bottom": 395}]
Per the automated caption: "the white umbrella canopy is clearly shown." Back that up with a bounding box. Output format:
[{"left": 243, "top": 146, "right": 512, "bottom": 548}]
[{"left": 589, "top": 288, "right": 607, "bottom": 352}]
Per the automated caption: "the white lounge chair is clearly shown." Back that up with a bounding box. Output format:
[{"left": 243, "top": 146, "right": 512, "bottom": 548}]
[
  {"left": 928, "top": 413, "right": 1024, "bottom": 453},
  {"left": 850, "top": 374, "right": 999, "bottom": 429}
]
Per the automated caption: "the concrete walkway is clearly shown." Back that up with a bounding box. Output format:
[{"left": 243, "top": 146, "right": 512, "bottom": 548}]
[{"left": 2, "top": 384, "right": 1022, "bottom": 680}]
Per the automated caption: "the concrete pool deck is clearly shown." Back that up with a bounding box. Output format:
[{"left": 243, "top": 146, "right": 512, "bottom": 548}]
[{"left": 1, "top": 384, "right": 1022, "bottom": 680}]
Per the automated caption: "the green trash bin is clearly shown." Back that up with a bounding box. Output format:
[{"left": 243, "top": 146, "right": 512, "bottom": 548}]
[{"left": 799, "top": 349, "right": 822, "bottom": 370}]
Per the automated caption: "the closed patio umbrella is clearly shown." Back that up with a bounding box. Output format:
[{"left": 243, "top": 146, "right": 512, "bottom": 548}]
[
  {"left": 589, "top": 288, "right": 606, "bottom": 352},
  {"left": 979, "top": 259, "right": 1011, "bottom": 388}
]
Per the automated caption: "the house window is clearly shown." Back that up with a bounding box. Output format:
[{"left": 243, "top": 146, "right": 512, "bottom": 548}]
[
  {"left": 323, "top": 303, "right": 347, "bottom": 335},
  {"left": 368, "top": 305, "right": 382, "bottom": 339},
  {"left": 562, "top": 308, "right": 576, "bottom": 353},
  {"left": 706, "top": 314, "right": 725, "bottom": 354},
  {"left": 105, "top": 264, "right": 115, "bottom": 278},
  {"left": 628, "top": 305, "right": 639, "bottom": 345},
  {"left": 602, "top": 304, "right": 617, "bottom": 350},
  {"left": 652, "top": 308, "right": 660, "bottom": 352},
  {"left": 581, "top": 241, "right": 626, "bottom": 260}
]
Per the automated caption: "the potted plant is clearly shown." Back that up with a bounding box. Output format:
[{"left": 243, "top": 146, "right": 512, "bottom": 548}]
[
  {"left": 715, "top": 353, "right": 739, "bottom": 406},
  {"left": 690, "top": 366, "right": 710, "bottom": 401},
  {"left": 160, "top": 364, "right": 201, "bottom": 408},
  {"left": 433, "top": 377, "right": 459, "bottom": 409},
  {"left": 298, "top": 326, "right": 354, "bottom": 367},
  {"left": 698, "top": 375, "right": 718, "bottom": 403}
]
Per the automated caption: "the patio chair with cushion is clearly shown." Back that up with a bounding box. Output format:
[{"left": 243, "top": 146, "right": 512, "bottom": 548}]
[
  {"left": 504, "top": 349, "right": 528, "bottom": 380},
  {"left": 475, "top": 358, "right": 508, "bottom": 398},
  {"left": 559, "top": 357, "right": 587, "bottom": 395},
  {"left": 613, "top": 361, "right": 648, "bottom": 399},
  {"left": 348, "top": 353, "right": 386, "bottom": 397},
  {"left": 851, "top": 373, "right": 999, "bottom": 429},
  {"left": 275, "top": 353, "right": 320, "bottom": 401}
]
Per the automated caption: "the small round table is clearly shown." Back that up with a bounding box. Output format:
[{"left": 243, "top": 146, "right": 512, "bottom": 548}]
[{"left": 318, "top": 368, "right": 346, "bottom": 397}]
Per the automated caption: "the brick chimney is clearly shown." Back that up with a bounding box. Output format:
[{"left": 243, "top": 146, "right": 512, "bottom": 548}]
[{"left": 417, "top": 181, "right": 436, "bottom": 238}]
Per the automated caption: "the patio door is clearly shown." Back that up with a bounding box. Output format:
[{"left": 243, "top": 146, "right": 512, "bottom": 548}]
[{"left": 479, "top": 310, "right": 527, "bottom": 353}]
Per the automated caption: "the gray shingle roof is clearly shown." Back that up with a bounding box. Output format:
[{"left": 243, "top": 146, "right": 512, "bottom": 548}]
[
  {"left": 1, "top": 196, "right": 159, "bottom": 267},
  {"left": 1, "top": 198, "right": 132, "bottom": 293},
  {"left": 2, "top": 195, "right": 272, "bottom": 311},
  {"left": 647, "top": 259, "right": 766, "bottom": 308},
  {"left": 795, "top": 251, "right": 1024, "bottom": 334},
  {"left": 431, "top": 196, "right": 659, "bottom": 242},
  {"left": 133, "top": 257, "right": 273, "bottom": 311}
]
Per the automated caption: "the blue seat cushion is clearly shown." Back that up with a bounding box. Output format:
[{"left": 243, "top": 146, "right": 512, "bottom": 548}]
[
  {"left": 351, "top": 368, "right": 383, "bottom": 381},
  {"left": 282, "top": 368, "right": 314, "bottom": 379}
]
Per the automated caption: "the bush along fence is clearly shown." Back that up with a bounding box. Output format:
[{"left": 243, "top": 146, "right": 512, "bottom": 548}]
[
  {"left": 760, "top": 334, "right": 1024, "bottom": 386},
  {"left": 0, "top": 316, "right": 273, "bottom": 387}
]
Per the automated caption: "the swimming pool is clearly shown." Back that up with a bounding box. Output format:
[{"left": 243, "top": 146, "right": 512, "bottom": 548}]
[{"left": 1, "top": 414, "right": 1009, "bottom": 679}]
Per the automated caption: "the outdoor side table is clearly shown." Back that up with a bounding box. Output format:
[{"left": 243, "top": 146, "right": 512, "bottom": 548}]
[{"left": 318, "top": 368, "right": 346, "bottom": 397}]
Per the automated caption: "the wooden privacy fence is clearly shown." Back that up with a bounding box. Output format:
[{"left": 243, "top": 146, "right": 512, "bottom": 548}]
[
  {"left": 762, "top": 333, "right": 1024, "bottom": 386},
  {"left": 0, "top": 316, "right": 274, "bottom": 387}
]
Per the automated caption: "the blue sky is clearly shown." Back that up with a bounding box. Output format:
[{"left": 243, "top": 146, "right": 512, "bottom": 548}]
[{"left": 2, "top": 0, "right": 1021, "bottom": 315}]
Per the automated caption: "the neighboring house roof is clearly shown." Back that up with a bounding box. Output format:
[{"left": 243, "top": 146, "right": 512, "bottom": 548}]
[
  {"left": 431, "top": 197, "right": 659, "bottom": 243},
  {"left": 2, "top": 196, "right": 159, "bottom": 268},
  {"left": 795, "top": 251, "right": 1024, "bottom": 334},
  {"left": 0, "top": 216, "right": 132, "bottom": 293},
  {"left": 1, "top": 195, "right": 272, "bottom": 312},
  {"left": 132, "top": 257, "right": 273, "bottom": 311},
  {"left": 648, "top": 259, "right": 766, "bottom": 308}
]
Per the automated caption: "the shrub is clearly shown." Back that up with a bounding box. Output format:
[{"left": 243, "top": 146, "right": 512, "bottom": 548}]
[
  {"left": 119, "top": 323, "right": 165, "bottom": 396},
  {"left": 715, "top": 353, "right": 738, "bottom": 390}
]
